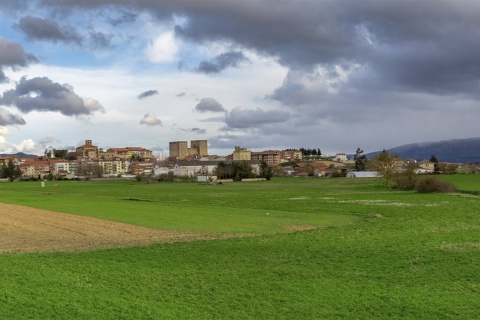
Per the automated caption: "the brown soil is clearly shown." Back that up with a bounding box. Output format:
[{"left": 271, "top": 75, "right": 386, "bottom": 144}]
[{"left": 0, "top": 203, "right": 234, "bottom": 254}]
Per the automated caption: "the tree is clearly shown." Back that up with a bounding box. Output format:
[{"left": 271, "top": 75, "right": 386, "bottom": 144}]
[
  {"left": 234, "top": 161, "right": 255, "bottom": 180},
  {"left": 446, "top": 164, "right": 458, "bottom": 175},
  {"left": 75, "top": 162, "right": 103, "bottom": 178},
  {"left": 54, "top": 149, "right": 68, "bottom": 159},
  {"left": 1, "top": 159, "right": 22, "bottom": 182},
  {"left": 259, "top": 161, "right": 273, "bottom": 180},
  {"left": 371, "top": 150, "right": 401, "bottom": 187},
  {"left": 430, "top": 155, "right": 440, "bottom": 173},
  {"left": 354, "top": 148, "right": 368, "bottom": 171},
  {"left": 465, "top": 163, "right": 479, "bottom": 174},
  {"left": 215, "top": 161, "right": 235, "bottom": 179}
]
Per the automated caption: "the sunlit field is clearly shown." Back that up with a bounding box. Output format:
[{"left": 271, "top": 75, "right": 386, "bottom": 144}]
[{"left": 1, "top": 177, "right": 479, "bottom": 319}]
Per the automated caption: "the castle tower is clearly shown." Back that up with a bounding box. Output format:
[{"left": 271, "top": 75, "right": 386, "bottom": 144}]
[
  {"left": 169, "top": 141, "right": 189, "bottom": 158},
  {"left": 191, "top": 140, "right": 208, "bottom": 156}
]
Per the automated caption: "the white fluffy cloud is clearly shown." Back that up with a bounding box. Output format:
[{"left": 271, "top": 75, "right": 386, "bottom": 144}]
[
  {"left": 140, "top": 113, "right": 162, "bottom": 126},
  {"left": 13, "top": 139, "right": 36, "bottom": 153},
  {"left": 145, "top": 31, "right": 179, "bottom": 63}
]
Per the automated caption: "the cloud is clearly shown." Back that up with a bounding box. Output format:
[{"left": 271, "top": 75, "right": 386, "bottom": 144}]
[
  {"left": 0, "top": 126, "right": 10, "bottom": 136},
  {"left": 0, "top": 108, "right": 26, "bottom": 126},
  {"left": 195, "top": 97, "right": 225, "bottom": 113},
  {"left": 0, "top": 77, "right": 104, "bottom": 116},
  {"left": 196, "top": 51, "right": 248, "bottom": 74},
  {"left": 13, "top": 139, "right": 36, "bottom": 153},
  {"left": 15, "top": 15, "right": 82, "bottom": 44},
  {"left": 38, "top": 133, "right": 56, "bottom": 145},
  {"left": 140, "top": 113, "right": 162, "bottom": 126},
  {"left": 191, "top": 127, "right": 206, "bottom": 134},
  {"left": 0, "top": 36, "right": 37, "bottom": 83},
  {"left": 224, "top": 106, "right": 289, "bottom": 129},
  {"left": 138, "top": 90, "right": 159, "bottom": 100},
  {"left": 81, "top": 96, "right": 105, "bottom": 113},
  {"left": 146, "top": 31, "right": 179, "bottom": 63},
  {"left": 0, "top": 70, "right": 6, "bottom": 84},
  {"left": 25, "top": 1, "right": 480, "bottom": 96},
  {"left": 108, "top": 11, "right": 138, "bottom": 26},
  {"left": 88, "top": 30, "right": 114, "bottom": 50}
]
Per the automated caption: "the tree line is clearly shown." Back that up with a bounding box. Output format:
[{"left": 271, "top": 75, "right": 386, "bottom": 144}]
[{"left": 215, "top": 161, "right": 272, "bottom": 180}]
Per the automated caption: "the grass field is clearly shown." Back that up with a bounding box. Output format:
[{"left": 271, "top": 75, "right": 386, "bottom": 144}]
[{"left": 1, "top": 176, "right": 479, "bottom": 319}]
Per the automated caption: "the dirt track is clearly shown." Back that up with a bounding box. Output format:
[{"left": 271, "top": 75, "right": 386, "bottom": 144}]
[{"left": 0, "top": 203, "right": 224, "bottom": 254}]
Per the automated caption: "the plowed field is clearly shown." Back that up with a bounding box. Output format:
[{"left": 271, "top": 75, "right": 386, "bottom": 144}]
[{"left": 0, "top": 203, "right": 227, "bottom": 254}]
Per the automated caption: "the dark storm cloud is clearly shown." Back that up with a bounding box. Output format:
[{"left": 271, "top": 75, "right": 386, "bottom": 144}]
[
  {"left": 0, "top": 36, "right": 37, "bottom": 83},
  {"left": 0, "top": 108, "right": 26, "bottom": 126},
  {"left": 15, "top": 15, "right": 82, "bottom": 44},
  {"left": 0, "top": 77, "right": 104, "bottom": 116},
  {"left": 12, "top": 0, "right": 480, "bottom": 125},
  {"left": 34, "top": 0, "right": 480, "bottom": 97},
  {"left": 108, "top": 11, "right": 138, "bottom": 26},
  {"left": 224, "top": 107, "right": 289, "bottom": 129},
  {"left": 195, "top": 97, "right": 225, "bottom": 113},
  {"left": 196, "top": 51, "right": 248, "bottom": 74},
  {"left": 138, "top": 90, "right": 159, "bottom": 100}
]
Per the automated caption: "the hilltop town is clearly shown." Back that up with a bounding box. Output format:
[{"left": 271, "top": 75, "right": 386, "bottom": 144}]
[{"left": 1, "top": 138, "right": 475, "bottom": 181}]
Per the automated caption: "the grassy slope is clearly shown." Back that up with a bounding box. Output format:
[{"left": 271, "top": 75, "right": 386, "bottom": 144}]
[{"left": 1, "top": 177, "right": 479, "bottom": 319}]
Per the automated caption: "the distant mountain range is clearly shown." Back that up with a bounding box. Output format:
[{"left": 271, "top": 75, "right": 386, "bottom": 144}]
[
  {"left": 366, "top": 137, "right": 480, "bottom": 163},
  {"left": 0, "top": 152, "right": 38, "bottom": 158}
]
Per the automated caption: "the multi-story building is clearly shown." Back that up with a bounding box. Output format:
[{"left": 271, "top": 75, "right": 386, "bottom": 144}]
[
  {"left": 18, "top": 157, "right": 50, "bottom": 178},
  {"left": 127, "top": 147, "right": 153, "bottom": 159},
  {"left": 251, "top": 150, "right": 281, "bottom": 166},
  {"left": 281, "top": 150, "right": 303, "bottom": 162},
  {"left": 100, "top": 148, "right": 131, "bottom": 160}
]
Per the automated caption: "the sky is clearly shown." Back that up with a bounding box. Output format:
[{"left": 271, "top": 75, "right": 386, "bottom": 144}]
[{"left": 0, "top": 0, "right": 479, "bottom": 157}]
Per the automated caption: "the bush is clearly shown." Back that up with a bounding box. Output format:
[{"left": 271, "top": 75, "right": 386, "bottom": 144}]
[
  {"left": 392, "top": 166, "right": 417, "bottom": 190},
  {"left": 415, "top": 177, "right": 458, "bottom": 193},
  {"left": 393, "top": 174, "right": 416, "bottom": 189},
  {"left": 158, "top": 172, "right": 175, "bottom": 182}
]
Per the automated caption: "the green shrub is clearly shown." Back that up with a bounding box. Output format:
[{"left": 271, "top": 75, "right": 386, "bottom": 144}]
[{"left": 415, "top": 177, "right": 458, "bottom": 193}]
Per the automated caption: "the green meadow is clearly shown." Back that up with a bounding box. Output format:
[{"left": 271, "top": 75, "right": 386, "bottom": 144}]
[{"left": 1, "top": 176, "right": 479, "bottom": 319}]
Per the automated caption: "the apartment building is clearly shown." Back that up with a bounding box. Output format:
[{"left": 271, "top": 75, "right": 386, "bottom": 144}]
[{"left": 251, "top": 150, "right": 281, "bottom": 166}]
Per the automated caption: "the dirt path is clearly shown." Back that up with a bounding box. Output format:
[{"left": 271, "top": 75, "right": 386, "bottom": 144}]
[{"left": 0, "top": 203, "right": 225, "bottom": 254}]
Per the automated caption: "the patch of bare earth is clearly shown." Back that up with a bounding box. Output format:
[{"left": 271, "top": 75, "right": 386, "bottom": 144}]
[{"left": 0, "top": 203, "right": 240, "bottom": 254}]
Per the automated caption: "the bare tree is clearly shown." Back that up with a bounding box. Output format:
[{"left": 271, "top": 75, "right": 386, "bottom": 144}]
[{"left": 371, "top": 150, "right": 401, "bottom": 187}]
